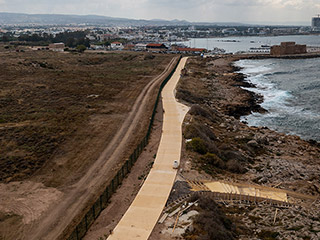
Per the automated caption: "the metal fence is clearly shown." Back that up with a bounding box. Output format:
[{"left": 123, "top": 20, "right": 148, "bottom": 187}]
[{"left": 67, "top": 56, "right": 182, "bottom": 240}]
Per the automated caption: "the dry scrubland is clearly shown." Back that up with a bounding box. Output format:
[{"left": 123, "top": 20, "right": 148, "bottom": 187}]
[{"left": 0, "top": 46, "right": 174, "bottom": 239}]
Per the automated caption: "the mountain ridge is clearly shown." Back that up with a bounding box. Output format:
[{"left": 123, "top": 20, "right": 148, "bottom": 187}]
[{"left": 0, "top": 12, "right": 249, "bottom": 26}]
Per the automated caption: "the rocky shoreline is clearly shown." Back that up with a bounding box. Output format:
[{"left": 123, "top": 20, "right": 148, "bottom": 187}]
[{"left": 153, "top": 55, "right": 320, "bottom": 240}]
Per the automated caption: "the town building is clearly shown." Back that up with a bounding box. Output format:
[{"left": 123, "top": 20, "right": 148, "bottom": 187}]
[
  {"left": 110, "top": 42, "right": 123, "bottom": 50},
  {"left": 48, "top": 43, "right": 65, "bottom": 52},
  {"left": 123, "top": 44, "right": 135, "bottom": 51},
  {"left": 135, "top": 43, "right": 148, "bottom": 51},
  {"left": 307, "top": 46, "right": 320, "bottom": 53},
  {"left": 312, "top": 15, "right": 320, "bottom": 29},
  {"left": 174, "top": 47, "right": 206, "bottom": 54},
  {"left": 270, "top": 42, "right": 307, "bottom": 56},
  {"left": 146, "top": 43, "right": 167, "bottom": 52}
]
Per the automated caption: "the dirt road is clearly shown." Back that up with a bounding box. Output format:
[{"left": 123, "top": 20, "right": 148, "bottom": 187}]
[{"left": 26, "top": 57, "right": 180, "bottom": 240}]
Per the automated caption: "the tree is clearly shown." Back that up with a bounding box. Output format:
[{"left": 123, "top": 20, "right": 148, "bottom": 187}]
[
  {"left": 1, "top": 36, "right": 9, "bottom": 42},
  {"left": 66, "top": 37, "right": 76, "bottom": 48},
  {"left": 76, "top": 45, "right": 86, "bottom": 53}
]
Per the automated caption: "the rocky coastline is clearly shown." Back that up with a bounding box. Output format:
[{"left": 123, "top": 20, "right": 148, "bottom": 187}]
[{"left": 153, "top": 55, "right": 320, "bottom": 240}]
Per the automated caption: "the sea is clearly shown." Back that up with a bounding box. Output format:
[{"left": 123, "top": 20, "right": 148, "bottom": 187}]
[
  {"left": 235, "top": 58, "right": 320, "bottom": 142},
  {"left": 181, "top": 35, "right": 320, "bottom": 141},
  {"left": 180, "top": 35, "right": 320, "bottom": 54}
]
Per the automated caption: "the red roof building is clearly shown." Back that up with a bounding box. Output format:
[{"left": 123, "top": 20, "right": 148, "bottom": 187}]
[
  {"left": 146, "top": 43, "right": 167, "bottom": 49},
  {"left": 176, "top": 47, "right": 206, "bottom": 53}
]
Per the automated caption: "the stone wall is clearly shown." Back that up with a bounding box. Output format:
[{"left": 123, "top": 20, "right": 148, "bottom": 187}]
[{"left": 271, "top": 42, "right": 307, "bottom": 55}]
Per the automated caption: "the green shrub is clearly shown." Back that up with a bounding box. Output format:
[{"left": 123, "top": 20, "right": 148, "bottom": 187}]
[
  {"left": 76, "top": 44, "right": 86, "bottom": 53},
  {"left": 201, "top": 153, "right": 225, "bottom": 169},
  {"left": 186, "top": 137, "right": 207, "bottom": 154}
]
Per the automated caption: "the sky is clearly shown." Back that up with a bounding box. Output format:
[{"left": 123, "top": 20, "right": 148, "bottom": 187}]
[{"left": 0, "top": 0, "right": 319, "bottom": 24}]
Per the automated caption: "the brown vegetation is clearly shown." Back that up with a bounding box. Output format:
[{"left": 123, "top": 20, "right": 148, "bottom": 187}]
[
  {"left": 183, "top": 195, "right": 237, "bottom": 240},
  {"left": 0, "top": 47, "right": 175, "bottom": 240},
  {"left": 0, "top": 49, "right": 171, "bottom": 185}
]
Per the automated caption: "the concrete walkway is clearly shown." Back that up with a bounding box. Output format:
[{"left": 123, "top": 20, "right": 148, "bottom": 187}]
[{"left": 107, "top": 57, "right": 189, "bottom": 240}]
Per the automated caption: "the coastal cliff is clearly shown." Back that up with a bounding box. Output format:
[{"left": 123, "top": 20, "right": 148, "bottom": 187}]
[{"left": 152, "top": 56, "right": 320, "bottom": 240}]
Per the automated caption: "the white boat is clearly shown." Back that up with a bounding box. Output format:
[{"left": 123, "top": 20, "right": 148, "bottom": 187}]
[{"left": 248, "top": 46, "right": 270, "bottom": 54}]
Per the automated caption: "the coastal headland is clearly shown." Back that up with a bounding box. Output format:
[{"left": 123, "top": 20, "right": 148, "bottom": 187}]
[
  {"left": 86, "top": 53, "right": 320, "bottom": 240},
  {"left": 1, "top": 47, "right": 319, "bottom": 240},
  {"left": 149, "top": 54, "right": 320, "bottom": 240}
]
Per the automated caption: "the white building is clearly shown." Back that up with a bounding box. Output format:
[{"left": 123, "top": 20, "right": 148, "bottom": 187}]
[
  {"left": 110, "top": 42, "right": 124, "bottom": 50},
  {"left": 48, "top": 43, "right": 65, "bottom": 52},
  {"left": 135, "top": 43, "right": 148, "bottom": 51}
]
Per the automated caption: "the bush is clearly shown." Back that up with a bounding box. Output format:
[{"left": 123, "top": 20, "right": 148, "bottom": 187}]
[
  {"left": 184, "top": 196, "right": 237, "bottom": 240},
  {"left": 184, "top": 122, "right": 216, "bottom": 141},
  {"left": 201, "top": 153, "right": 225, "bottom": 169},
  {"left": 226, "top": 159, "right": 246, "bottom": 174},
  {"left": 184, "top": 122, "right": 219, "bottom": 155},
  {"left": 189, "top": 105, "right": 221, "bottom": 123},
  {"left": 222, "top": 150, "right": 246, "bottom": 163},
  {"left": 76, "top": 44, "right": 86, "bottom": 53},
  {"left": 143, "top": 52, "right": 155, "bottom": 60},
  {"left": 258, "top": 230, "right": 280, "bottom": 240},
  {"left": 186, "top": 137, "right": 207, "bottom": 154},
  {"left": 176, "top": 89, "right": 205, "bottom": 104}
]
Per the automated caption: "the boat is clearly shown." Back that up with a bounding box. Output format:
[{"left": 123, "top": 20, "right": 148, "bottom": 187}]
[{"left": 248, "top": 46, "right": 270, "bottom": 54}]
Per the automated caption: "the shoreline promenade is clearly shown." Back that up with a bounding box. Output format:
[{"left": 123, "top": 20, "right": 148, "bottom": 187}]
[{"left": 107, "top": 57, "right": 189, "bottom": 240}]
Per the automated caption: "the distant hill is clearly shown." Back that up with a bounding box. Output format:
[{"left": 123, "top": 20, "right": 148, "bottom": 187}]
[{"left": 0, "top": 12, "right": 248, "bottom": 27}]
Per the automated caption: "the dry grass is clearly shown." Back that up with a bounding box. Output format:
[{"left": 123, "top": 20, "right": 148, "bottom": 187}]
[{"left": 0, "top": 48, "right": 173, "bottom": 185}]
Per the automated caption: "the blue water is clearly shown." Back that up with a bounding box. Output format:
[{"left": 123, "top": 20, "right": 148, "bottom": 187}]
[
  {"left": 180, "top": 35, "right": 320, "bottom": 53},
  {"left": 235, "top": 58, "right": 320, "bottom": 141}
]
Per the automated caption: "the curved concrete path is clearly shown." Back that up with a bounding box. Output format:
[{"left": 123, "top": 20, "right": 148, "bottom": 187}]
[{"left": 107, "top": 57, "right": 189, "bottom": 240}]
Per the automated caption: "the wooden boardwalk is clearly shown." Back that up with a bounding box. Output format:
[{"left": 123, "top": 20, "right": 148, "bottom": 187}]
[{"left": 107, "top": 57, "right": 189, "bottom": 240}]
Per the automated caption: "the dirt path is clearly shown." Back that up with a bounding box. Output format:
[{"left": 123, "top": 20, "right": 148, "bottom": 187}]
[
  {"left": 107, "top": 57, "right": 189, "bottom": 240},
  {"left": 83, "top": 95, "right": 164, "bottom": 240},
  {"left": 26, "top": 57, "right": 179, "bottom": 240}
]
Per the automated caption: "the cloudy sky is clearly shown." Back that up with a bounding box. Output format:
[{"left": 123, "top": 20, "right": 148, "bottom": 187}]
[{"left": 0, "top": 0, "right": 319, "bottom": 24}]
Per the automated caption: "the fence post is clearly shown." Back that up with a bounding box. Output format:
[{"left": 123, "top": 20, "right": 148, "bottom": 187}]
[
  {"left": 134, "top": 149, "right": 137, "bottom": 161},
  {"left": 92, "top": 205, "right": 95, "bottom": 219},
  {"left": 106, "top": 186, "right": 109, "bottom": 201},
  {"left": 100, "top": 195, "right": 103, "bottom": 212},
  {"left": 116, "top": 172, "right": 119, "bottom": 186},
  {"left": 76, "top": 226, "right": 79, "bottom": 240},
  {"left": 85, "top": 214, "right": 88, "bottom": 231},
  {"left": 126, "top": 160, "right": 129, "bottom": 173}
]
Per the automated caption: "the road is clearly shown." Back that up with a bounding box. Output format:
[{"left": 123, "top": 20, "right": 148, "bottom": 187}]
[{"left": 107, "top": 57, "right": 189, "bottom": 240}]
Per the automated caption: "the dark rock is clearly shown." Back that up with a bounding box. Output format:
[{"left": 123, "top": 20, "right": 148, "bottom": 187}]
[
  {"left": 189, "top": 104, "right": 221, "bottom": 123},
  {"left": 247, "top": 140, "right": 259, "bottom": 148},
  {"left": 222, "top": 150, "right": 247, "bottom": 163}
]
